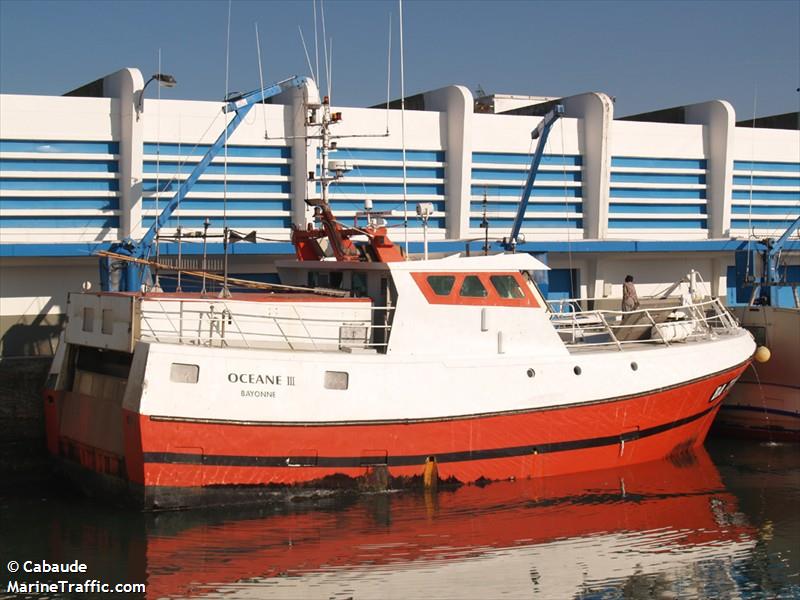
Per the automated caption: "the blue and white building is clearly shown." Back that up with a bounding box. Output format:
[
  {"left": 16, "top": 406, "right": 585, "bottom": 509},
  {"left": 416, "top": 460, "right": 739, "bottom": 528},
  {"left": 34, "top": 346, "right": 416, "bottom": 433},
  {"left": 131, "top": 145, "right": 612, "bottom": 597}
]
[{"left": 1, "top": 68, "right": 798, "bottom": 357}]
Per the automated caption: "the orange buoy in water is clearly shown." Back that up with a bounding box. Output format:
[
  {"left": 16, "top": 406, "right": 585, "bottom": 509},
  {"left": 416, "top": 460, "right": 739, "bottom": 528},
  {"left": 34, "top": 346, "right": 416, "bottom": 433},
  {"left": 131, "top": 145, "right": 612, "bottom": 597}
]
[{"left": 755, "top": 346, "right": 771, "bottom": 363}]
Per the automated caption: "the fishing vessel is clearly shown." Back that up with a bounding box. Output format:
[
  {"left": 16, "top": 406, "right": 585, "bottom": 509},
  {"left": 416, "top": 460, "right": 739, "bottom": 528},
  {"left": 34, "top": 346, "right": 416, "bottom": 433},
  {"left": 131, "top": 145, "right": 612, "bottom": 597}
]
[
  {"left": 42, "top": 77, "right": 756, "bottom": 509},
  {"left": 716, "top": 305, "right": 799, "bottom": 442},
  {"left": 713, "top": 224, "right": 800, "bottom": 442}
]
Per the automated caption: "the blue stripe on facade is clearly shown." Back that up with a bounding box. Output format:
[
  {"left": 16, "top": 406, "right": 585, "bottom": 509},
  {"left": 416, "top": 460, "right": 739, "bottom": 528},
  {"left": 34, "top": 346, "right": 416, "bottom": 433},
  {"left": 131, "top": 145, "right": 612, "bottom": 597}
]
[
  {"left": 0, "top": 159, "right": 119, "bottom": 173},
  {"left": 143, "top": 181, "right": 290, "bottom": 194},
  {"left": 471, "top": 169, "right": 582, "bottom": 182},
  {"left": 469, "top": 202, "right": 582, "bottom": 213},
  {"left": 345, "top": 166, "right": 445, "bottom": 179},
  {"left": 609, "top": 203, "right": 707, "bottom": 215},
  {"left": 471, "top": 185, "right": 581, "bottom": 198},
  {"left": 470, "top": 218, "right": 583, "bottom": 228},
  {"left": 608, "top": 219, "right": 707, "bottom": 229},
  {"left": 733, "top": 161, "right": 800, "bottom": 173},
  {"left": 327, "top": 182, "right": 444, "bottom": 195},
  {"left": 0, "top": 216, "right": 118, "bottom": 228},
  {"left": 328, "top": 148, "right": 444, "bottom": 162},
  {"left": 381, "top": 217, "right": 446, "bottom": 228},
  {"left": 611, "top": 157, "right": 706, "bottom": 169},
  {"left": 143, "top": 162, "right": 290, "bottom": 176},
  {"left": 0, "top": 140, "right": 119, "bottom": 154},
  {"left": 0, "top": 178, "right": 119, "bottom": 191},
  {"left": 731, "top": 218, "right": 800, "bottom": 229},
  {"left": 732, "top": 190, "right": 800, "bottom": 201},
  {"left": 472, "top": 153, "right": 582, "bottom": 166},
  {"left": 732, "top": 175, "right": 800, "bottom": 187},
  {"left": 609, "top": 188, "right": 706, "bottom": 199},
  {"left": 330, "top": 200, "right": 446, "bottom": 212},
  {"left": 731, "top": 205, "right": 800, "bottom": 215},
  {"left": 0, "top": 198, "right": 119, "bottom": 210},
  {"left": 144, "top": 144, "right": 291, "bottom": 158},
  {"left": 610, "top": 172, "right": 706, "bottom": 185},
  {"left": 143, "top": 199, "right": 290, "bottom": 211},
  {"left": 142, "top": 216, "right": 291, "bottom": 229}
]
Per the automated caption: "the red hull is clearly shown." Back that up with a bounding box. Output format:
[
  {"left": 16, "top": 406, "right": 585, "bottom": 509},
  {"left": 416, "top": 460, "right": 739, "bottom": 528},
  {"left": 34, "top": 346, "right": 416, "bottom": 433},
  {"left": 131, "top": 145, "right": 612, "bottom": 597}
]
[{"left": 46, "top": 362, "right": 747, "bottom": 507}]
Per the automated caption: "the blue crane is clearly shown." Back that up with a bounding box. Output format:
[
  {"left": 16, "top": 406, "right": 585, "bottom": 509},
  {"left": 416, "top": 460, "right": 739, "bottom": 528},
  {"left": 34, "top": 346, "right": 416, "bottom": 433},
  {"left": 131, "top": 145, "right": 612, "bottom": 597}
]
[
  {"left": 100, "top": 76, "right": 309, "bottom": 292},
  {"left": 501, "top": 104, "right": 564, "bottom": 251},
  {"left": 736, "top": 214, "right": 800, "bottom": 306}
]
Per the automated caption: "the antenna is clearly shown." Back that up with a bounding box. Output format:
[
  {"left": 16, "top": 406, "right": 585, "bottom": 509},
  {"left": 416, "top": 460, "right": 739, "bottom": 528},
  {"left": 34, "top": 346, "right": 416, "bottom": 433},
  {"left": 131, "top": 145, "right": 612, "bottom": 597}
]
[
  {"left": 321, "top": 0, "right": 330, "bottom": 99},
  {"left": 328, "top": 39, "right": 334, "bottom": 102},
  {"left": 385, "top": 12, "right": 392, "bottom": 134},
  {"left": 313, "top": 0, "right": 320, "bottom": 84},
  {"left": 399, "top": 0, "right": 408, "bottom": 259}
]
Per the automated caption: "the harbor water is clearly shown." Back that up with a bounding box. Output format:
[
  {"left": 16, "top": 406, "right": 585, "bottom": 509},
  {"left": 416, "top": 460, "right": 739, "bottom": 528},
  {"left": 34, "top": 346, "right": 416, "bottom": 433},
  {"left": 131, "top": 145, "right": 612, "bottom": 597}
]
[{"left": 0, "top": 438, "right": 797, "bottom": 600}]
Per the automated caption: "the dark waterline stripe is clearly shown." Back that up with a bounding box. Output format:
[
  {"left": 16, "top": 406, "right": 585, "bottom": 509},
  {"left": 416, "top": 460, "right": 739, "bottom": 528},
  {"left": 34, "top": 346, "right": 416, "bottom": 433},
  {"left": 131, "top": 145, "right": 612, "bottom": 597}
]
[{"left": 142, "top": 402, "right": 720, "bottom": 469}]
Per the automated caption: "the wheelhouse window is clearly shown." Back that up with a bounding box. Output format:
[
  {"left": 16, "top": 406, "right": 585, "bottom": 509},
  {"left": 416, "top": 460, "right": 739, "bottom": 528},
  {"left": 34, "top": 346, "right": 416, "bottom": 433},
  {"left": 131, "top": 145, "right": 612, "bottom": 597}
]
[
  {"left": 411, "top": 271, "right": 540, "bottom": 307},
  {"left": 427, "top": 275, "right": 455, "bottom": 296},
  {"left": 170, "top": 363, "right": 199, "bottom": 384},
  {"left": 490, "top": 275, "right": 525, "bottom": 299},
  {"left": 459, "top": 276, "right": 488, "bottom": 297}
]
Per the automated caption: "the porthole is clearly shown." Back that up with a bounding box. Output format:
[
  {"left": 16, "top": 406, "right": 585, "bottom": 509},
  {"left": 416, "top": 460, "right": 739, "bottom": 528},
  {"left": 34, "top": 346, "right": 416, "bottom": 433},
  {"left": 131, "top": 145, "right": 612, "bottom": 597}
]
[
  {"left": 573, "top": 366, "right": 582, "bottom": 375},
  {"left": 527, "top": 368, "right": 536, "bottom": 378},
  {"left": 630, "top": 361, "right": 638, "bottom": 371}
]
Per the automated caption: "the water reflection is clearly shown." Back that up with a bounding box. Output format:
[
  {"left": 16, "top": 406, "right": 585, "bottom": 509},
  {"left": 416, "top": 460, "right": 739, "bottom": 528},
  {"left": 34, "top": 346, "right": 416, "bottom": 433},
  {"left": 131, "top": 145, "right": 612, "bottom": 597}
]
[{"left": 2, "top": 443, "right": 798, "bottom": 599}]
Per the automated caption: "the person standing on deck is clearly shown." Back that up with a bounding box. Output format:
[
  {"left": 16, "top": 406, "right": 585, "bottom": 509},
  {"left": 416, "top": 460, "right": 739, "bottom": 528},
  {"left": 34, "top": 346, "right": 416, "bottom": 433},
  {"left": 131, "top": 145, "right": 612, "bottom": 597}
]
[{"left": 622, "top": 275, "right": 640, "bottom": 312}]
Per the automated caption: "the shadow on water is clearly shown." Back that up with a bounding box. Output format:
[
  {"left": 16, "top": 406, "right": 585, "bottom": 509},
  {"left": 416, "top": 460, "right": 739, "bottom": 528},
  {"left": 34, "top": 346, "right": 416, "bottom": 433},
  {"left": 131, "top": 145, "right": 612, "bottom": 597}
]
[{"left": 1, "top": 441, "right": 798, "bottom": 600}]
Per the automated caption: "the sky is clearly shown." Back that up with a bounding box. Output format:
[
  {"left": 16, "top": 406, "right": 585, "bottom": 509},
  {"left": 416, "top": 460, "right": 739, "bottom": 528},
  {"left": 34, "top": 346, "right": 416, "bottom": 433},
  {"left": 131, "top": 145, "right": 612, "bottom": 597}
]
[{"left": 1, "top": 0, "right": 798, "bottom": 119}]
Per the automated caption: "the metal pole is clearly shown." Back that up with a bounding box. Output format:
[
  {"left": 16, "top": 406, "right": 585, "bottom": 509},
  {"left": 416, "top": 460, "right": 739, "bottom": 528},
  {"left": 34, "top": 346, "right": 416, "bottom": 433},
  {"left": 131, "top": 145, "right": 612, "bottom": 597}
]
[
  {"left": 220, "top": 226, "right": 231, "bottom": 298},
  {"left": 201, "top": 217, "right": 210, "bottom": 297},
  {"left": 176, "top": 225, "right": 183, "bottom": 292}
]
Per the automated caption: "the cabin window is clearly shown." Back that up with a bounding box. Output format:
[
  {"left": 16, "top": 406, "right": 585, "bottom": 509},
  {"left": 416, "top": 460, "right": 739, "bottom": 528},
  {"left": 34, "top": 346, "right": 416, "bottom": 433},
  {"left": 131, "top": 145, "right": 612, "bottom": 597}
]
[
  {"left": 324, "top": 370, "right": 349, "bottom": 390},
  {"left": 101, "top": 309, "right": 114, "bottom": 334},
  {"left": 352, "top": 272, "right": 368, "bottom": 297},
  {"left": 490, "top": 275, "right": 525, "bottom": 299},
  {"left": 459, "top": 276, "right": 488, "bottom": 298},
  {"left": 82, "top": 308, "right": 94, "bottom": 332},
  {"left": 170, "top": 363, "right": 199, "bottom": 384},
  {"left": 427, "top": 275, "right": 455, "bottom": 296}
]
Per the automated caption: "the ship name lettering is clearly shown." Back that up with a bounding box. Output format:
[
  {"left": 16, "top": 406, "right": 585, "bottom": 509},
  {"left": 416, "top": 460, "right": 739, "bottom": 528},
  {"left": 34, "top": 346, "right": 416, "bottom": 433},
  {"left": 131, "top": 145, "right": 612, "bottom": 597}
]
[{"left": 228, "top": 372, "right": 283, "bottom": 385}]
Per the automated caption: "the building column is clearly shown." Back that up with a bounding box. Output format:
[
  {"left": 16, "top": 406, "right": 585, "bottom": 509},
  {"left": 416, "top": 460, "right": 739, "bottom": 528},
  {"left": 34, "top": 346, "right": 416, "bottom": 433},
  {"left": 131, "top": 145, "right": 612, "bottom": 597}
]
[
  {"left": 281, "top": 79, "right": 321, "bottom": 229},
  {"left": 562, "top": 93, "right": 614, "bottom": 239},
  {"left": 102, "top": 68, "right": 144, "bottom": 240},
  {"left": 685, "top": 100, "right": 736, "bottom": 239},
  {"left": 422, "top": 85, "right": 473, "bottom": 240}
]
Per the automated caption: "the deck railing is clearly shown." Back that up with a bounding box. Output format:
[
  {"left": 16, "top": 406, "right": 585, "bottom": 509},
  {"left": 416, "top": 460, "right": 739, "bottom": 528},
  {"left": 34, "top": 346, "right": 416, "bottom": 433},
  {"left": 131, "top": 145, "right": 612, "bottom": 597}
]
[
  {"left": 548, "top": 297, "right": 739, "bottom": 350},
  {"left": 137, "top": 298, "right": 394, "bottom": 352}
]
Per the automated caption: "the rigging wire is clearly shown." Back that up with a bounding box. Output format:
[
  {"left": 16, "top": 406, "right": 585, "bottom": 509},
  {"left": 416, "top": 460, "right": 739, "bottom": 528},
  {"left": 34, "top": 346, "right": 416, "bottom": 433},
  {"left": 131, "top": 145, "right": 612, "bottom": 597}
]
[
  {"left": 222, "top": 0, "right": 232, "bottom": 296},
  {"left": 399, "top": 0, "right": 408, "bottom": 258},
  {"left": 559, "top": 117, "right": 575, "bottom": 298},
  {"left": 153, "top": 48, "right": 163, "bottom": 292},
  {"left": 298, "top": 27, "right": 315, "bottom": 83},
  {"left": 255, "top": 22, "right": 269, "bottom": 138},
  {"left": 746, "top": 83, "right": 757, "bottom": 302}
]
